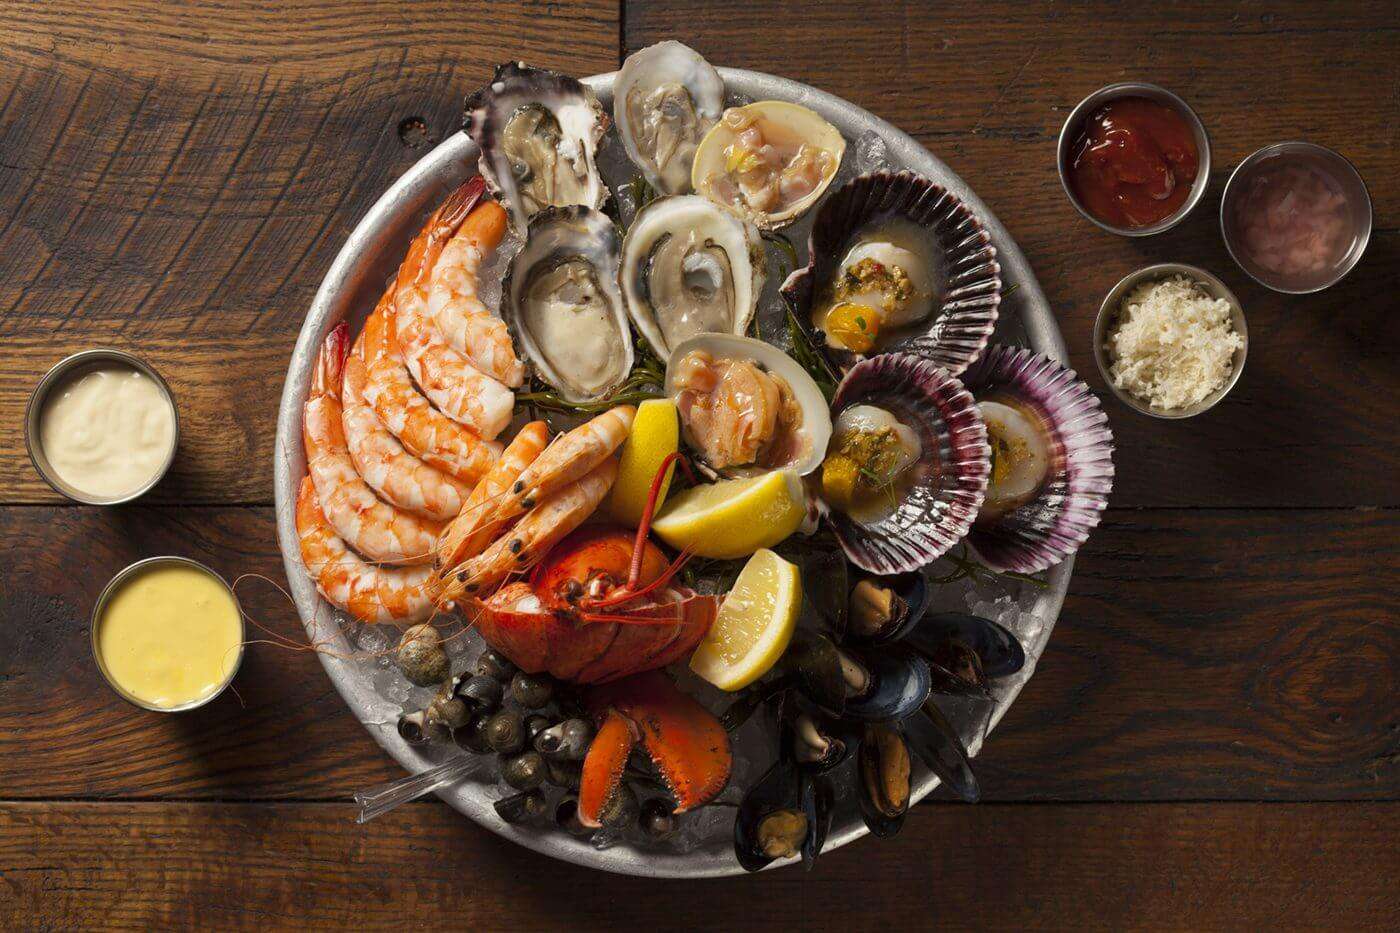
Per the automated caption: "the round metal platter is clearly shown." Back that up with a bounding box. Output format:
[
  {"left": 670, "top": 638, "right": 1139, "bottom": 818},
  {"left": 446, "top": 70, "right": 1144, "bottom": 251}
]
[{"left": 275, "top": 67, "right": 1072, "bottom": 877}]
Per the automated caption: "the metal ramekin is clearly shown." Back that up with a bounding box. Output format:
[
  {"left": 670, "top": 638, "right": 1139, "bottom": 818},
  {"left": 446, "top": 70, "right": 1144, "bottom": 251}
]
[
  {"left": 1057, "top": 82, "right": 1212, "bottom": 237},
  {"left": 91, "top": 556, "right": 245, "bottom": 713},
  {"left": 1220, "top": 141, "right": 1373, "bottom": 294},
  {"left": 25, "top": 349, "right": 180, "bottom": 505},
  {"left": 1094, "top": 263, "right": 1248, "bottom": 419}
]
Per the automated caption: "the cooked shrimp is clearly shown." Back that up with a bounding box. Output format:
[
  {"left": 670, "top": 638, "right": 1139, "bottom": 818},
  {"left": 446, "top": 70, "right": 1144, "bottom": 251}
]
[
  {"left": 393, "top": 188, "right": 516, "bottom": 439},
  {"left": 303, "top": 323, "right": 443, "bottom": 565},
  {"left": 426, "top": 201, "right": 525, "bottom": 388},
  {"left": 358, "top": 297, "right": 501, "bottom": 485},
  {"left": 441, "top": 457, "right": 618, "bottom": 602},
  {"left": 296, "top": 477, "right": 437, "bottom": 626},
  {"left": 436, "top": 420, "right": 550, "bottom": 571},
  {"left": 342, "top": 327, "right": 470, "bottom": 522},
  {"left": 437, "top": 407, "right": 634, "bottom": 574}
]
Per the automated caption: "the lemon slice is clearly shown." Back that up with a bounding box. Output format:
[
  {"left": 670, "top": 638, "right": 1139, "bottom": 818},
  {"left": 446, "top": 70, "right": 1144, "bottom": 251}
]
[
  {"left": 604, "top": 398, "right": 679, "bottom": 527},
  {"left": 652, "top": 470, "right": 805, "bottom": 559},
  {"left": 690, "top": 549, "right": 802, "bottom": 691}
]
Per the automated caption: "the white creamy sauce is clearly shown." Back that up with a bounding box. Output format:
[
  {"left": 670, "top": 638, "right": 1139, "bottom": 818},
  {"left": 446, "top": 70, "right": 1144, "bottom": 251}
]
[{"left": 39, "top": 365, "right": 175, "bottom": 498}]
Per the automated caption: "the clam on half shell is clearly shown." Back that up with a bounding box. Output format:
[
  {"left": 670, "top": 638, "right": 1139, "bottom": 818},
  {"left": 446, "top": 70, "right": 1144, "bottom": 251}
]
[
  {"left": 503, "top": 207, "right": 634, "bottom": 405},
  {"left": 465, "top": 62, "right": 611, "bottom": 231},
  {"left": 615, "top": 41, "right": 725, "bottom": 194},
  {"left": 620, "top": 195, "right": 765, "bottom": 361},
  {"left": 692, "top": 100, "right": 846, "bottom": 229}
]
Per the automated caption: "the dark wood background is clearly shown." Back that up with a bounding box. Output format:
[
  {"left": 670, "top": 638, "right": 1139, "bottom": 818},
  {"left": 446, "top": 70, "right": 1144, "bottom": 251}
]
[{"left": 1, "top": 1, "right": 1396, "bottom": 928}]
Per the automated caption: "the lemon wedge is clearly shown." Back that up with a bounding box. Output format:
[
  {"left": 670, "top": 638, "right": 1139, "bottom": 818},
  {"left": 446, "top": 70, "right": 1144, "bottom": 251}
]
[
  {"left": 690, "top": 549, "right": 802, "bottom": 691},
  {"left": 652, "top": 470, "right": 805, "bottom": 559},
  {"left": 604, "top": 398, "right": 679, "bottom": 527}
]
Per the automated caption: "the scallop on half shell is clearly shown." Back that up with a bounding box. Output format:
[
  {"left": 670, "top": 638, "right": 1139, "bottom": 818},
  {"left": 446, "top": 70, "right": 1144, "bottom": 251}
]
[
  {"left": 664, "top": 333, "right": 831, "bottom": 476},
  {"left": 615, "top": 41, "right": 725, "bottom": 194},
  {"left": 783, "top": 171, "right": 1001, "bottom": 376},
  {"left": 465, "top": 62, "right": 611, "bottom": 232},
  {"left": 620, "top": 195, "right": 765, "bottom": 361},
  {"left": 502, "top": 206, "right": 634, "bottom": 405},
  {"left": 692, "top": 100, "right": 845, "bottom": 229},
  {"left": 820, "top": 353, "right": 989, "bottom": 575},
  {"left": 960, "top": 345, "right": 1114, "bottom": 573}
]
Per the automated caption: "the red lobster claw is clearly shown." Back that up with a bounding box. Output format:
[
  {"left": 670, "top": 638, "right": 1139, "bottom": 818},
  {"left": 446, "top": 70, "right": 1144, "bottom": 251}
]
[{"left": 577, "top": 671, "right": 732, "bottom": 828}]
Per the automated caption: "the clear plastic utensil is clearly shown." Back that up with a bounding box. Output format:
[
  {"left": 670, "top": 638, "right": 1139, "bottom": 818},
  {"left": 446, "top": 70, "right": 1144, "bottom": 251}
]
[{"left": 354, "top": 755, "right": 484, "bottom": 823}]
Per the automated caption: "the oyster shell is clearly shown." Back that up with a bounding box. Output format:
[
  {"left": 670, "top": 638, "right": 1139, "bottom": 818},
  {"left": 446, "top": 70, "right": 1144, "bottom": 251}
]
[
  {"left": 615, "top": 41, "right": 724, "bottom": 194},
  {"left": 503, "top": 206, "right": 634, "bottom": 404},
  {"left": 465, "top": 63, "right": 610, "bottom": 231},
  {"left": 692, "top": 101, "right": 845, "bottom": 229},
  {"left": 664, "top": 333, "right": 832, "bottom": 476},
  {"left": 620, "top": 195, "right": 765, "bottom": 361},
  {"left": 822, "top": 353, "right": 989, "bottom": 575},
  {"left": 783, "top": 171, "right": 1000, "bottom": 376},
  {"left": 960, "top": 345, "right": 1114, "bottom": 573}
]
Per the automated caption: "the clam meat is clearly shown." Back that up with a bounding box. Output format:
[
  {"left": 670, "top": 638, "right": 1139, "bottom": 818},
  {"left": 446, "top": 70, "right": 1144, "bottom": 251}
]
[
  {"left": 503, "top": 207, "right": 633, "bottom": 404},
  {"left": 615, "top": 41, "right": 725, "bottom": 194},
  {"left": 665, "top": 333, "right": 832, "bottom": 475},
  {"left": 620, "top": 195, "right": 764, "bottom": 361},
  {"left": 465, "top": 63, "right": 610, "bottom": 231},
  {"left": 692, "top": 101, "right": 845, "bottom": 228}
]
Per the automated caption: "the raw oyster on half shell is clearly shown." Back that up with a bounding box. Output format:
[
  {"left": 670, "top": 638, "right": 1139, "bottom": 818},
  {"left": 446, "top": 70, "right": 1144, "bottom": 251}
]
[{"left": 615, "top": 41, "right": 725, "bottom": 194}]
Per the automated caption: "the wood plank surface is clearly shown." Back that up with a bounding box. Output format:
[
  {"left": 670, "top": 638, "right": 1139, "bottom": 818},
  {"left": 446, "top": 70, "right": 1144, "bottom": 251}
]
[
  {"left": 0, "top": 0, "right": 618, "bottom": 504},
  {"left": 630, "top": 0, "right": 1400, "bottom": 509},
  {"left": 3, "top": 801, "right": 1396, "bottom": 930},
  {"left": 4, "top": 505, "right": 1393, "bottom": 801}
]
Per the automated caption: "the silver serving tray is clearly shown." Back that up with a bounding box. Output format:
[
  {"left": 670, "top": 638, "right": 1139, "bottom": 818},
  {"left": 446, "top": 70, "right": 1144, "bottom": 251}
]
[{"left": 275, "top": 68, "right": 1070, "bottom": 877}]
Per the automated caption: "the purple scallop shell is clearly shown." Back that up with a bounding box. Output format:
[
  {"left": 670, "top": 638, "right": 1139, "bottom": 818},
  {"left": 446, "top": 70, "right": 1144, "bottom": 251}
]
[
  {"left": 826, "top": 353, "right": 989, "bottom": 575},
  {"left": 960, "top": 345, "right": 1114, "bottom": 573},
  {"left": 782, "top": 171, "right": 1000, "bottom": 376}
]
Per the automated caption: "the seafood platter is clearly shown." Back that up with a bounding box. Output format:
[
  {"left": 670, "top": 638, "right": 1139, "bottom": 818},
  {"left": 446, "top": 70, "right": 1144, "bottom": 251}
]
[{"left": 274, "top": 43, "right": 1114, "bottom": 876}]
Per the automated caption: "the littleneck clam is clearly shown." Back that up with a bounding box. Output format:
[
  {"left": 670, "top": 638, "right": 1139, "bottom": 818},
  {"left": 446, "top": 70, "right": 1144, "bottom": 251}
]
[
  {"left": 620, "top": 195, "right": 765, "bottom": 361},
  {"left": 664, "top": 332, "right": 832, "bottom": 476},
  {"left": 465, "top": 62, "right": 611, "bottom": 231},
  {"left": 615, "top": 41, "right": 725, "bottom": 194},
  {"left": 692, "top": 100, "right": 845, "bottom": 229},
  {"left": 502, "top": 206, "right": 634, "bottom": 404},
  {"left": 959, "top": 345, "right": 1114, "bottom": 573}
]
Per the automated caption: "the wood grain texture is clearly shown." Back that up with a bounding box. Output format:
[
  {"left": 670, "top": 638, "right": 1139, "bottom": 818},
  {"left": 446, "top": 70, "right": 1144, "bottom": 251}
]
[
  {"left": 0, "top": 0, "right": 618, "bottom": 503},
  {"left": 630, "top": 0, "right": 1400, "bottom": 508},
  {"left": 3, "top": 801, "right": 1397, "bottom": 930},
  {"left": 4, "top": 505, "right": 1394, "bottom": 801}
]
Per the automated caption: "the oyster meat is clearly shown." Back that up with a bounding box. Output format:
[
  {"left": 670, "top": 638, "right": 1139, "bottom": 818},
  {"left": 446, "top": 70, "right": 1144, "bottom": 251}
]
[
  {"left": 465, "top": 63, "right": 610, "bottom": 231},
  {"left": 692, "top": 101, "right": 845, "bottom": 228},
  {"left": 664, "top": 333, "right": 831, "bottom": 476},
  {"left": 621, "top": 195, "right": 764, "bottom": 361},
  {"left": 503, "top": 207, "right": 634, "bottom": 404},
  {"left": 616, "top": 41, "right": 725, "bottom": 194}
]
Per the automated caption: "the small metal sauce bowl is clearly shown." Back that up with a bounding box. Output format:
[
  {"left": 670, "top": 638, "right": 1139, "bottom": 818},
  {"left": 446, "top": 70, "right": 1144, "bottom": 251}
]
[
  {"left": 91, "top": 556, "right": 246, "bottom": 713},
  {"left": 1094, "top": 263, "right": 1248, "bottom": 419},
  {"left": 25, "top": 349, "right": 180, "bottom": 505},
  {"left": 1057, "top": 82, "right": 1212, "bottom": 237},
  {"left": 1220, "top": 141, "right": 1372, "bottom": 294}
]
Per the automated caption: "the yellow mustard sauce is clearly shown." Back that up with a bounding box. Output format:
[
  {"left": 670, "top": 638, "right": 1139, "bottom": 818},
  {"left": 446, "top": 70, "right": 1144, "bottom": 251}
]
[{"left": 96, "top": 563, "right": 242, "bottom": 709}]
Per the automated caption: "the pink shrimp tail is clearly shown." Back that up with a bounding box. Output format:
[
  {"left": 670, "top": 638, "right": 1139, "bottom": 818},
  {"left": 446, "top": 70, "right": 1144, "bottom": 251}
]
[{"left": 314, "top": 322, "right": 351, "bottom": 397}]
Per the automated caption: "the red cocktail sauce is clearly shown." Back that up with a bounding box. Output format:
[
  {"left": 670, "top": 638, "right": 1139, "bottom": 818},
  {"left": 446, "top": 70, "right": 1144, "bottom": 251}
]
[{"left": 1069, "top": 97, "right": 1199, "bottom": 229}]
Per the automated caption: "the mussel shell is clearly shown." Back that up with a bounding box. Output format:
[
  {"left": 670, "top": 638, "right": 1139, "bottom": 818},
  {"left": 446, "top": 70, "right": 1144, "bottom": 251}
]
[
  {"left": 799, "top": 771, "right": 834, "bottom": 870},
  {"left": 960, "top": 345, "right": 1114, "bottom": 573},
  {"left": 783, "top": 704, "right": 856, "bottom": 774},
  {"left": 907, "top": 611, "right": 1026, "bottom": 680},
  {"left": 734, "top": 758, "right": 804, "bottom": 872},
  {"left": 841, "top": 646, "right": 932, "bottom": 723},
  {"left": 782, "top": 170, "right": 1000, "bottom": 375},
  {"left": 856, "top": 723, "right": 912, "bottom": 838},
  {"left": 782, "top": 631, "right": 848, "bottom": 716},
  {"left": 903, "top": 699, "right": 980, "bottom": 803},
  {"left": 824, "top": 354, "right": 989, "bottom": 575},
  {"left": 464, "top": 62, "right": 610, "bottom": 231},
  {"left": 848, "top": 571, "right": 930, "bottom": 645}
]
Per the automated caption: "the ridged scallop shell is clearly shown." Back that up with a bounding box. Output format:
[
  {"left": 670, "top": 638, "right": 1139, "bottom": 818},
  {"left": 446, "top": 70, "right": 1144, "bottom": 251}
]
[
  {"left": 960, "top": 345, "right": 1114, "bottom": 573},
  {"left": 783, "top": 171, "right": 1000, "bottom": 376},
  {"left": 825, "top": 353, "right": 989, "bottom": 575}
]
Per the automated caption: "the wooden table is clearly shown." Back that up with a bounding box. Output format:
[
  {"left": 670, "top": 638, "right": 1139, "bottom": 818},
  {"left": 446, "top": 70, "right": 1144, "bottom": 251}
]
[{"left": 2, "top": 1, "right": 1396, "bottom": 928}]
